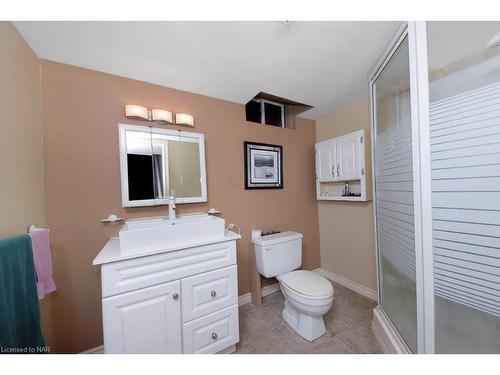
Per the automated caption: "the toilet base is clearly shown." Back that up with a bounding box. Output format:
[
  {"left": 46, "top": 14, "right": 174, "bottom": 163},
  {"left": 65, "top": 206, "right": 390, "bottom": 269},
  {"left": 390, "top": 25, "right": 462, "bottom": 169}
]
[{"left": 282, "top": 300, "right": 326, "bottom": 342}]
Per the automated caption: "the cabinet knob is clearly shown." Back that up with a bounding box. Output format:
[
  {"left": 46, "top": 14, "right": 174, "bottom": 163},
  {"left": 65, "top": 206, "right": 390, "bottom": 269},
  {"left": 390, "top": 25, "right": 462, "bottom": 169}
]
[
  {"left": 331, "top": 166, "right": 334, "bottom": 176},
  {"left": 337, "top": 165, "right": 340, "bottom": 176},
  {"left": 211, "top": 290, "right": 217, "bottom": 297},
  {"left": 212, "top": 332, "right": 218, "bottom": 340},
  {"left": 172, "top": 292, "right": 179, "bottom": 300}
]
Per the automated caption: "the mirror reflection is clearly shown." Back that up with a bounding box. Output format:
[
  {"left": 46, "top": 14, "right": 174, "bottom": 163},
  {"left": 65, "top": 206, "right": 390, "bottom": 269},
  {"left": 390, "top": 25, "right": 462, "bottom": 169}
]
[{"left": 119, "top": 124, "right": 207, "bottom": 207}]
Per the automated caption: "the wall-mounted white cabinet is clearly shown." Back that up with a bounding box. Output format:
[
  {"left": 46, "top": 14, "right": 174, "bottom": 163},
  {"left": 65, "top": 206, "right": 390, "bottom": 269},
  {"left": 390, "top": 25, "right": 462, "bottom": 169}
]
[{"left": 315, "top": 129, "right": 368, "bottom": 201}]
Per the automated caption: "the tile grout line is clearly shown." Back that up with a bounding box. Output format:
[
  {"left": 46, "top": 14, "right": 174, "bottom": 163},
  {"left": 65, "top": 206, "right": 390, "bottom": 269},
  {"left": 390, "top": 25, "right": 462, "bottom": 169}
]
[
  {"left": 325, "top": 300, "right": 379, "bottom": 354},
  {"left": 329, "top": 312, "right": 371, "bottom": 354},
  {"left": 330, "top": 313, "right": 381, "bottom": 354},
  {"left": 334, "top": 334, "right": 364, "bottom": 354},
  {"left": 238, "top": 299, "right": 287, "bottom": 350}
]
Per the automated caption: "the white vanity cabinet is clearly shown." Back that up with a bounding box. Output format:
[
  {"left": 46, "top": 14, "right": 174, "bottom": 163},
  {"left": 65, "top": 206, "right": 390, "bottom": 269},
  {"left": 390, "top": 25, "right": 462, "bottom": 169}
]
[{"left": 93, "top": 233, "right": 241, "bottom": 354}]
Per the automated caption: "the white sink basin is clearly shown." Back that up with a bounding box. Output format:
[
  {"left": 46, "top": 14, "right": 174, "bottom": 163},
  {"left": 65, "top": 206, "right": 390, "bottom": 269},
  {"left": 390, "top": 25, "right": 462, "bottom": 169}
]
[{"left": 119, "top": 214, "right": 226, "bottom": 255}]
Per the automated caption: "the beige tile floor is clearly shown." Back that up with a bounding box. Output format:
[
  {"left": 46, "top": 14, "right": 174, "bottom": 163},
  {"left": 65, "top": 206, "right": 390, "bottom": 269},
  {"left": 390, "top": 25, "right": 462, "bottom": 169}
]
[{"left": 235, "top": 281, "right": 380, "bottom": 354}]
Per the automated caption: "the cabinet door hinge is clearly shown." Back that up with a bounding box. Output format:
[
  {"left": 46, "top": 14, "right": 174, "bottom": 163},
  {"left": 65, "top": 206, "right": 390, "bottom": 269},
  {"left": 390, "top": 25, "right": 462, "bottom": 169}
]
[
  {"left": 360, "top": 136, "right": 364, "bottom": 144},
  {"left": 361, "top": 168, "right": 365, "bottom": 175}
]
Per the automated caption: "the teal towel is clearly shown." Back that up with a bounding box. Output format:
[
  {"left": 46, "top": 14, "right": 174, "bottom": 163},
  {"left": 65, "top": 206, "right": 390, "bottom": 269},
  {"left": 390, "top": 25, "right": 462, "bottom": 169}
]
[{"left": 0, "top": 234, "right": 45, "bottom": 354}]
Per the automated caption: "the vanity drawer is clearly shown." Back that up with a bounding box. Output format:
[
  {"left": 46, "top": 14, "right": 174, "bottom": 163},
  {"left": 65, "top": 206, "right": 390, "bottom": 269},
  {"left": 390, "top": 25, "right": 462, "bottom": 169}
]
[
  {"left": 182, "top": 304, "right": 239, "bottom": 354},
  {"left": 181, "top": 265, "right": 238, "bottom": 322},
  {"left": 101, "top": 240, "right": 237, "bottom": 297}
]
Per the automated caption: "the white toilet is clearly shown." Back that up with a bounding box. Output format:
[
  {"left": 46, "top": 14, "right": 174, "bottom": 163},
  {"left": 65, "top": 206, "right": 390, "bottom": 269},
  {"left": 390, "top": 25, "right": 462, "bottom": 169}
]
[{"left": 253, "top": 231, "right": 334, "bottom": 341}]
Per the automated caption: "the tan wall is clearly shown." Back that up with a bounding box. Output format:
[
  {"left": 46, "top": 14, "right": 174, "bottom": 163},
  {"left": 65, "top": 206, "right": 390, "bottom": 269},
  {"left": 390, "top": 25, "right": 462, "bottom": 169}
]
[
  {"left": 0, "top": 21, "right": 53, "bottom": 352},
  {"left": 40, "top": 60, "right": 320, "bottom": 353},
  {"left": 0, "top": 22, "right": 46, "bottom": 237},
  {"left": 315, "top": 98, "right": 377, "bottom": 292}
]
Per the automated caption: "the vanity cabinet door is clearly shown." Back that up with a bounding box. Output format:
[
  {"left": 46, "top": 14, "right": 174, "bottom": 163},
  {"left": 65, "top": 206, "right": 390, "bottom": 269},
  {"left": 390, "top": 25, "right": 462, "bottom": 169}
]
[
  {"left": 336, "top": 132, "right": 361, "bottom": 180},
  {"left": 102, "top": 280, "right": 181, "bottom": 354}
]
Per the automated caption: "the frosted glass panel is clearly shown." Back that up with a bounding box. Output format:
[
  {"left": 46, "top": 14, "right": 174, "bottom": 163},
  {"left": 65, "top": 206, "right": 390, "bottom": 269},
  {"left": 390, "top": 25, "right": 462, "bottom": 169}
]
[
  {"left": 373, "top": 36, "right": 418, "bottom": 352},
  {"left": 428, "top": 21, "right": 500, "bottom": 353}
]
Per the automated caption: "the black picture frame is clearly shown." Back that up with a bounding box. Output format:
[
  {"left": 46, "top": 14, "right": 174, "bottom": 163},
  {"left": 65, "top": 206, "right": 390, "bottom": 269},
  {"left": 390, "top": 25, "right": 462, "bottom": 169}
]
[{"left": 244, "top": 141, "right": 283, "bottom": 189}]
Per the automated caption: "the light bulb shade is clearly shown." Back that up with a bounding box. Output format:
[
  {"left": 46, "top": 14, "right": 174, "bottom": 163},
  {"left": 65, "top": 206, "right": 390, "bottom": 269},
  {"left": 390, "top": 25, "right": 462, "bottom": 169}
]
[
  {"left": 151, "top": 109, "right": 174, "bottom": 125},
  {"left": 125, "top": 105, "right": 149, "bottom": 121},
  {"left": 175, "top": 113, "right": 195, "bottom": 127}
]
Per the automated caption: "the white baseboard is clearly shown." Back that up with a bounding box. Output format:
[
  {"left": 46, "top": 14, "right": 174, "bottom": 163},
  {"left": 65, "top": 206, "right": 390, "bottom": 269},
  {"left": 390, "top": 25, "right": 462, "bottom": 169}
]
[
  {"left": 261, "top": 283, "right": 281, "bottom": 297},
  {"left": 238, "top": 282, "right": 281, "bottom": 306},
  {"left": 238, "top": 292, "right": 252, "bottom": 306},
  {"left": 371, "top": 306, "right": 409, "bottom": 354},
  {"left": 80, "top": 345, "right": 104, "bottom": 354},
  {"left": 313, "top": 268, "right": 378, "bottom": 302}
]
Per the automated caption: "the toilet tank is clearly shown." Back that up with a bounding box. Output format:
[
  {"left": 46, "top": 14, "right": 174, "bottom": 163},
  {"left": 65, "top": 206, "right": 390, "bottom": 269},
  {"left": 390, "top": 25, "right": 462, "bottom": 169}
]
[{"left": 253, "top": 231, "right": 303, "bottom": 278}]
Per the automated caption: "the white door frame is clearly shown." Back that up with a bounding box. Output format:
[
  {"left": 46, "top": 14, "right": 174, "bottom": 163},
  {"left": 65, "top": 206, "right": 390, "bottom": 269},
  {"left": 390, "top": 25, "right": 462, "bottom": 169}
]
[
  {"left": 407, "top": 21, "right": 435, "bottom": 354},
  {"left": 369, "top": 21, "right": 435, "bottom": 354}
]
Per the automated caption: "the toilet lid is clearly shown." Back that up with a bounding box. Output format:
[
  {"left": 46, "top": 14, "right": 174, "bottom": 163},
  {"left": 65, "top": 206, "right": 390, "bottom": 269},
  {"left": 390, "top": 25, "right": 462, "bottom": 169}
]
[{"left": 279, "top": 270, "right": 333, "bottom": 298}]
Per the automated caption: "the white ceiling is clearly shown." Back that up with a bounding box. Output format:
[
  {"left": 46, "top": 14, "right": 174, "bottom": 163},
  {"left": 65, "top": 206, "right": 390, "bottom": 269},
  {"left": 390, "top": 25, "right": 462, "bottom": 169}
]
[
  {"left": 15, "top": 21, "right": 401, "bottom": 119},
  {"left": 427, "top": 22, "right": 500, "bottom": 70}
]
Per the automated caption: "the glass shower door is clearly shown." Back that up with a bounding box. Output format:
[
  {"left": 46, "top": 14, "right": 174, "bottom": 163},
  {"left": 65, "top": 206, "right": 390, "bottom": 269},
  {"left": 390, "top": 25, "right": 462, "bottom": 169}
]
[
  {"left": 372, "top": 22, "right": 500, "bottom": 354},
  {"left": 427, "top": 21, "right": 500, "bottom": 353},
  {"left": 372, "top": 33, "right": 418, "bottom": 352}
]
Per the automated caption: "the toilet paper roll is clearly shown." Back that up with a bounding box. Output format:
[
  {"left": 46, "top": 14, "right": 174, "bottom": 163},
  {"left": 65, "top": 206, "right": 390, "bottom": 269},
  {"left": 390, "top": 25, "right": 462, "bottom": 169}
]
[{"left": 251, "top": 230, "right": 262, "bottom": 242}]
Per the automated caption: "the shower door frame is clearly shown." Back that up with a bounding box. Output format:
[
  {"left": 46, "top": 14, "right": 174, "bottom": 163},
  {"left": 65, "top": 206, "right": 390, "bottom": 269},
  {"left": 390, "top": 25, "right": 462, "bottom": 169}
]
[{"left": 369, "top": 21, "right": 435, "bottom": 354}]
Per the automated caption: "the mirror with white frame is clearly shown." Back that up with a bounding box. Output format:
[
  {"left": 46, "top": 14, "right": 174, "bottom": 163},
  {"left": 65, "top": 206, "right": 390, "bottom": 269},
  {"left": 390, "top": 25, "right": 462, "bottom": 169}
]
[{"left": 119, "top": 123, "right": 207, "bottom": 207}]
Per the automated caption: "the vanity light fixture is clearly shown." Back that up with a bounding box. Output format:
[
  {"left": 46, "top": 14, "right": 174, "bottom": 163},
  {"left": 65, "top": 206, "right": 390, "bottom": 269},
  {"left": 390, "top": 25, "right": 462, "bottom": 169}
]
[
  {"left": 125, "top": 104, "right": 149, "bottom": 121},
  {"left": 151, "top": 109, "right": 174, "bottom": 125},
  {"left": 124, "top": 104, "right": 194, "bottom": 127},
  {"left": 175, "top": 113, "right": 195, "bottom": 127}
]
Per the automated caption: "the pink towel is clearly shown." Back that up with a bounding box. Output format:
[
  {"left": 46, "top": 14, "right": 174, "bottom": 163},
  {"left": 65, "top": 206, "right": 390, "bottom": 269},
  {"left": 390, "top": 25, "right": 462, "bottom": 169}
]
[{"left": 29, "top": 227, "right": 57, "bottom": 299}]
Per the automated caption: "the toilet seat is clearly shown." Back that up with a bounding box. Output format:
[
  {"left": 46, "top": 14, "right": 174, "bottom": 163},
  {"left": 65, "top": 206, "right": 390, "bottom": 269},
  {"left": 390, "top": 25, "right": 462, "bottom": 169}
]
[{"left": 278, "top": 270, "right": 333, "bottom": 299}]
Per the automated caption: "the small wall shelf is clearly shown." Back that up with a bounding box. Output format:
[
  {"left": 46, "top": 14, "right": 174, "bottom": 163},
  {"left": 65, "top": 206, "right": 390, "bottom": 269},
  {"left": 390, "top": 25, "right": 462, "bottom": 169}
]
[{"left": 315, "top": 129, "right": 369, "bottom": 202}]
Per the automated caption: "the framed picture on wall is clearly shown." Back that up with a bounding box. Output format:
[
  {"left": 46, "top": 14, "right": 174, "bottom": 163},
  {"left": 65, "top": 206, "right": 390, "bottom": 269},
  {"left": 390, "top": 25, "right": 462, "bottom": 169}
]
[{"left": 244, "top": 141, "right": 283, "bottom": 189}]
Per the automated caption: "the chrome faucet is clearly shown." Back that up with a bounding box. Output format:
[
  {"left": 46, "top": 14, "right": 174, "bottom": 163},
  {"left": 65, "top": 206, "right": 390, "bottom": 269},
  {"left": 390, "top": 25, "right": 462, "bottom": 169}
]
[{"left": 168, "top": 191, "right": 176, "bottom": 220}]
